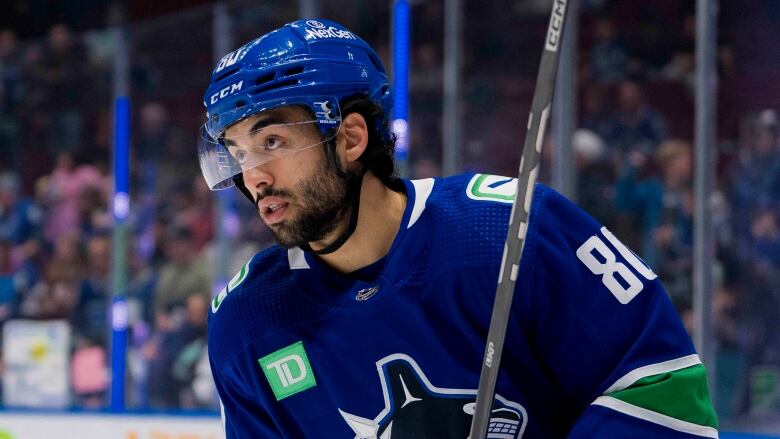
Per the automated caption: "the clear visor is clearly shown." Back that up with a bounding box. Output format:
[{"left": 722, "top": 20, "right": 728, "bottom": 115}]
[{"left": 198, "top": 100, "right": 341, "bottom": 190}]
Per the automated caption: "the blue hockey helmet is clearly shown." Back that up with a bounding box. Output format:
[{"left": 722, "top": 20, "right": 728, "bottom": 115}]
[{"left": 199, "top": 19, "right": 393, "bottom": 190}]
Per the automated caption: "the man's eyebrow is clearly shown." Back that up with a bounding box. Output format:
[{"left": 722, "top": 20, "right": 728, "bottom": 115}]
[
  {"left": 221, "top": 115, "right": 287, "bottom": 147},
  {"left": 249, "top": 116, "right": 286, "bottom": 135}
]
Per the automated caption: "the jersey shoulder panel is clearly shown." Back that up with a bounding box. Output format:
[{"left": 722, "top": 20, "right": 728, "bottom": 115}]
[
  {"left": 417, "top": 173, "right": 546, "bottom": 272},
  {"left": 207, "top": 245, "right": 331, "bottom": 367}
]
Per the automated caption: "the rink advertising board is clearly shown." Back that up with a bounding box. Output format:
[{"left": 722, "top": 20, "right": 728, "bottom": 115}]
[
  {"left": 3, "top": 320, "right": 70, "bottom": 408},
  {"left": 0, "top": 412, "right": 222, "bottom": 439}
]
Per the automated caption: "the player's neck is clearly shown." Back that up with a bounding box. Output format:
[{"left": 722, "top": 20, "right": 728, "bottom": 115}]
[{"left": 310, "top": 172, "right": 406, "bottom": 274}]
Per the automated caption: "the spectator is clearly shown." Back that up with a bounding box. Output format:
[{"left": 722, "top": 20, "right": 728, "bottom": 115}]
[
  {"left": 42, "top": 24, "right": 89, "bottom": 156},
  {"left": 71, "top": 234, "right": 111, "bottom": 348},
  {"left": 730, "top": 110, "right": 780, "bottom": 212},
  {"left": 0, "top": 239, "right": 18, "bottom": 325},
  {"left": 70, "top": 343, "right": 108, "bottom": 408},
  {"left": 0, "top": 172, "right": 43, "bottom": 271},
  {"left": 135, "top": 101, "right": 176, "bottom": 198},
  {"left": 572, "top": 129, "right": 616, "bottom": 228},
  {"left": 0, "top": 29, "right": 23, "bottom": 171},
  {"left": 652, "top": 140, "right": 695, "bottom": 307},
  {"left": 144, "top": 223, "right": 211, "bottom": 408},
  {"left": 662, "top": 15, "right": 696, "bottom": 92},
  {"left": 588, "top": 17, "right": 628, "bottom": 84},
  {"left": 614, "top": 148, "right": 663, "bottom": 264},
  {"left": 729, "top": 109, "right": 780, "bottom": 274},
  {"left": 621, "top": 2, "right": 681, "bottom": 74},
  {"left": 156, "top": 130, "right": 200, "bottom": 201},
  {"left": 171, "top": 294, "right": 211, "bottom": 409},
  {"left": 76, "top": 184, "right": 110, "bottom": 239},
  {"left": 144, "top": 294, "right": 207, "bottom": 408},
  {"left": 151, "top": 221, "right": 211, "bottom": 332},
  {"left": 604, "top": 80, "right": 667, "bottom": 156},
  {"left": 37, "top": 151, "right": 104, "bottom": 244},
  {"left": 614, "top": 139, "right": 695, "bottom": 282},
  {"left": 69, "top": 233, "right": 112, "bottom": 409},
  {"left": 18, "top": 42, "right": 51, "bottom": 181},
  {"left": 142, "top": 220, "right": 211, "bottom": 408},
  {"left": 20, "top": 232, "right": 82, "bottom": 320},
  {"left": 748, "top": 208, "right": 780, "bottom": 272},
  {"left": 740, "top": 208, "right": 780, "bottom": 391},
  {"left": 580, "top": 84, "right": 615, "bottom": 145},
  {"left": 125, "top": 241, "right": 158, "bottom": 408},
  {"left": 179, "top": 176, "right": 214, "bottom": 253}
]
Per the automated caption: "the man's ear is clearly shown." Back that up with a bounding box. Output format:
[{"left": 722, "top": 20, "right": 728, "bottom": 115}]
[{"left": 338, "top": 112, "right": 369, "bottom": 168}]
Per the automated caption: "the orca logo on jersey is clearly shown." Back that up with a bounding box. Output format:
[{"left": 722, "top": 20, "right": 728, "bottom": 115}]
[{"left": 339, "top": 354, "right": 528, "bottom": 438}]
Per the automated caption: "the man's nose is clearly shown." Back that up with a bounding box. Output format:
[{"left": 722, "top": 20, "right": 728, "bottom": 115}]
[{"left": 242, "top": 164, "right": 273, "bottom": 192}]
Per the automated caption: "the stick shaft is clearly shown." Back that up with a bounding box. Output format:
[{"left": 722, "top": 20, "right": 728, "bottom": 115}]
[{"left": 469, "top": 1, "right": 570, "bottom": 436}]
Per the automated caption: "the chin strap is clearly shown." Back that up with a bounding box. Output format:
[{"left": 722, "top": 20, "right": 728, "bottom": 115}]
[
  {"left": 300, "top": 139, "right": 365, "bottom": 255},
  {"left": 299, "top": 171, "right": 364, "bottom": 255},
  {"left": 232, "top": 174, "right": 256, "bottom": 205}
]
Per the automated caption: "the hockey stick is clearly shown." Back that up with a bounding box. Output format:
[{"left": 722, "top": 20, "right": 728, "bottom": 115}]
[{"left": 469, "top": 0, "right": 570, "bottom": 437}]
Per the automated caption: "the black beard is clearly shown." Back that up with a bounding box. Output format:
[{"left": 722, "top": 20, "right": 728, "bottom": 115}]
[{"left": 261, "top": 159, "right": 351, "bottom": 248}]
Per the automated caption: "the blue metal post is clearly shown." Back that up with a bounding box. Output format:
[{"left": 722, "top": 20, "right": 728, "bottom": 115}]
[
  {"left": 392, "top": 0, "right": 411, "bottom": 176},
  {"left": 110, "top": 11, "right": 130, "bottom": 411},
  {"left": 111, "top": 96, "right": 130, "bottom": 411}
]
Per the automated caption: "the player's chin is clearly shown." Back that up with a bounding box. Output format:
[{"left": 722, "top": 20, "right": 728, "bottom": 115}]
[{"left": 269, "top": 226, "right": 307, "bottom": 249}]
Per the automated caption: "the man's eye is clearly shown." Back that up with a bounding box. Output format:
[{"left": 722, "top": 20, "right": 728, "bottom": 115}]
[
  {"left": 264, "top": 136, "right": 284, "bottom": 151},
  {"left": 234, "top": 150, "right": 247, "bottom": 163}
]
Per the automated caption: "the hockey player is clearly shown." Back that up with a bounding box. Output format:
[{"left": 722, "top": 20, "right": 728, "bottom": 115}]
[{"left": 198, "top": 19, "right": 718, "bottom": 438}]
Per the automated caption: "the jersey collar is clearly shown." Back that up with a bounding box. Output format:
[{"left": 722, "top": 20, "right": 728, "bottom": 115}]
[{"left": 288, "top": 178, "right": 435, "bottom": 307}]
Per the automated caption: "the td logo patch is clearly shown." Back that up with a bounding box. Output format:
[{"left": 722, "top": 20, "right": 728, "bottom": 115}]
[
  {"left": 259, "top": 341, "right": 317, "bottom": 401},
  {"left": 339, "top": 354, "right": 527, "bottom": 438},
  {"left": 466, "top": 174, "right": 517, "bottom": 204}
]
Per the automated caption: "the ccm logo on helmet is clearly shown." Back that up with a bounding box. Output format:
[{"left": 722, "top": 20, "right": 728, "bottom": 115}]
[
  {"left": 210, "top": 80, "right": 244, "bottom": 105},
  {"left": 304, "top": 25, "right": 356, "bottom": 41}
]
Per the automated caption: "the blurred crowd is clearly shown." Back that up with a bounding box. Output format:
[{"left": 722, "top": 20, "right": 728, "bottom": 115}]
[
  {"left": 0, "top": 20, "right": 273, "bottom": 410},
  {"left": 0, "top": 0, "right": 778, "bottom": 423}
]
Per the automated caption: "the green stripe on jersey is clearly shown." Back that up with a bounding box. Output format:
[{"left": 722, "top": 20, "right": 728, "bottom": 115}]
[{"left": 607, "top": 364, "right": 717, "bottom": 429}]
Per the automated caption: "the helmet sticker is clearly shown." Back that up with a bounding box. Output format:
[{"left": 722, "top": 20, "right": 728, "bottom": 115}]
[
  {"left": 215, "top": 47, "right": 249, "bottom": 73},
  {"left": 305, "top": 20, "right": 326, "bottom": 28},
  {"left": 303, "top": 24, "right": 357, "bottom": 41}
]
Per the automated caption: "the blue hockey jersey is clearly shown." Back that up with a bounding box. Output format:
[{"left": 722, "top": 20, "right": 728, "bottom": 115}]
[{"left": 208, "top": 173, "right": 717, "bottom": 438}]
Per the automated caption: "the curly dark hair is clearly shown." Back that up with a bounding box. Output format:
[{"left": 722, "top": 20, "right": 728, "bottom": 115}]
[{"left": 338, "top": 94, "right": 398, "bottom": 186}]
